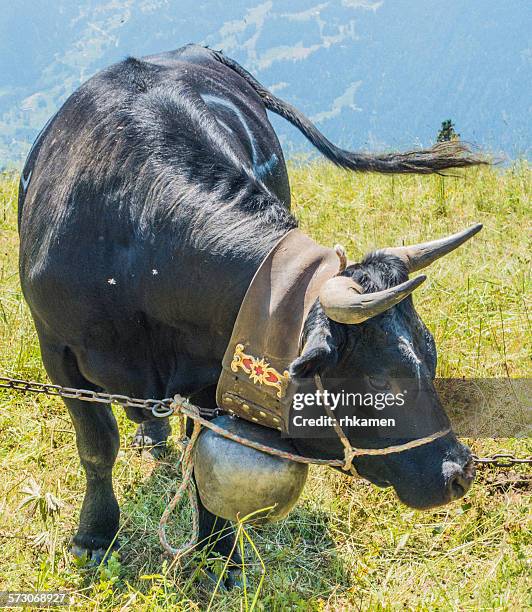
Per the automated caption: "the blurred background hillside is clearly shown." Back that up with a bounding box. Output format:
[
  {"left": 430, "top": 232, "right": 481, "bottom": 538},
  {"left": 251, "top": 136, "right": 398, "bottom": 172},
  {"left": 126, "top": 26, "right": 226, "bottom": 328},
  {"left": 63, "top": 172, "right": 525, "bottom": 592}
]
[{"left": 0, "top": 0, "right": 530, "bottom": 167}]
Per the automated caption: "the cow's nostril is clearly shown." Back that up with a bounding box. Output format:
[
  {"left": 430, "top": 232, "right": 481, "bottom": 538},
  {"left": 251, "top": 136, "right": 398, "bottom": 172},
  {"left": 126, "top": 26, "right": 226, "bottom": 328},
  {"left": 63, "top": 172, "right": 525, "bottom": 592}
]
[
  {"left": 443, "top": 460, "right": 475, "bottom": 501},
  {"left": 449, "top": 475, "right": 466, "bottom": 499}
]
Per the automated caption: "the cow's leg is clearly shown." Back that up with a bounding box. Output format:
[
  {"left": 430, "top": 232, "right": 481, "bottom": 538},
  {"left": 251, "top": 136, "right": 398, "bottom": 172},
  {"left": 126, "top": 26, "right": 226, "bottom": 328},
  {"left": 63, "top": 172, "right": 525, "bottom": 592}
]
[
  {"left": 39, "top": 342, "right": 120, "bottom": 563},
  {"left": 69, "top": 397, "right": 120, "bottom": 562},
  {"left": 131, "top": 417, "right": 171, "bottom": 458},
  {"left": 196, "top": 501, "right": 243, "bottom": 589}
]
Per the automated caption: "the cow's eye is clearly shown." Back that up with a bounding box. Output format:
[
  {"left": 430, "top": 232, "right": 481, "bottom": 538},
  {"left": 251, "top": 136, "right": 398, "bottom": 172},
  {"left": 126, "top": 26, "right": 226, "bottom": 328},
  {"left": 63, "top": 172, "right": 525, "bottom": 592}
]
[{"left": 368, "top": 376, "right": 388, "bottom": 391}]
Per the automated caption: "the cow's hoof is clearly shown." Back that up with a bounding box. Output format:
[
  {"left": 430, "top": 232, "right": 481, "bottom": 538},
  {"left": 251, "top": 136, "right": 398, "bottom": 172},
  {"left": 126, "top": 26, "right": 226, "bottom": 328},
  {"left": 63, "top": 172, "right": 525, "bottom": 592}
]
[
  {"left": 201, "top": 568, "right": 227, "bottom": 592},
  {"left": 202, "top": 566, "right": 242, "bottom": 591},
  {"left": 71, "top": 533, "right": 118, "bottom": 566},
  {"left": 71, "top": 544, "right": 113, "bottom": 566},
  {"left": 132, "top": 418, "right": 171, "bottom": 458},
  {"left": 224, "top": 568, "right": 243, "bottom": 590}
]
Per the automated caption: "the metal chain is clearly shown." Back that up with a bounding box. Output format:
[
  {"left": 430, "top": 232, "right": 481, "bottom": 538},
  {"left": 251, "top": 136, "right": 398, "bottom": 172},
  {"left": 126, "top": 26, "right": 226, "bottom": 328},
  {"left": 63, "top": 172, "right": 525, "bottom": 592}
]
[
  {"left": 1, "top": 375, "right": 531, "bottom": 468},
  {"left": 0, "top": 376, "right": 216, "bottom": 418},
  {"left": 472, "top": 454, "right": 532, "bottom": 468}
]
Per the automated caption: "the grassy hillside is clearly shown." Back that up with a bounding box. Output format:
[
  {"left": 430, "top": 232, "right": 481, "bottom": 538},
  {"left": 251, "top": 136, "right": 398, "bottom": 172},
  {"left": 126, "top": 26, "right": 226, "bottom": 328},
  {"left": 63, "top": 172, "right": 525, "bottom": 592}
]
[{"left": 0, "top": 164, "right": 530, "bottom": 610}]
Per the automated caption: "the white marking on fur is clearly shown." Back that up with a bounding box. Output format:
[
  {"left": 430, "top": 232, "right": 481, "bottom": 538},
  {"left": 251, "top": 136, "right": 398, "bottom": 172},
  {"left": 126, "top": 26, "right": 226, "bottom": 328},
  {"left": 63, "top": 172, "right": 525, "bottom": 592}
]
[
  {"left": 20, "top": 169, "right": 32, "bottom": 192},
  {"left": 152, "top": 269, "right": 158, "bottom": 275},
  {"left": 256, "top": 153, "right": 278, "bottom": 177},
  {"left": 215, "top": 118, "right": 234, "bottom": 134},
  {"left": 441, "top": 460, "right": 461, "bottom": 480},
  {"left": 25, "top": 112, "right": 56, "bottom": 160},
  {"left": 21, "top": 110, "right": 58, "bottom": 193},
  {"left": 398, "top": 334, "right": 421, "bottom": 379},
  {"left": 200, "top": 93, "right": 278, "bottom": 179},
  {"left": 107, "top": 278, "right": 117, "bottom": 285}
]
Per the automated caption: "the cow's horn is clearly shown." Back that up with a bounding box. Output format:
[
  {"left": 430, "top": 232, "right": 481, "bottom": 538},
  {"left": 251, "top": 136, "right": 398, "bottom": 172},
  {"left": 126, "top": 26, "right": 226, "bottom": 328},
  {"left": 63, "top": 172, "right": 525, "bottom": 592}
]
[
  {"left": 382, "top": 223, "right": 483, "bottom": 273},
  {"left": 319, "top": 275, "right": 426, "bottom": 324}
]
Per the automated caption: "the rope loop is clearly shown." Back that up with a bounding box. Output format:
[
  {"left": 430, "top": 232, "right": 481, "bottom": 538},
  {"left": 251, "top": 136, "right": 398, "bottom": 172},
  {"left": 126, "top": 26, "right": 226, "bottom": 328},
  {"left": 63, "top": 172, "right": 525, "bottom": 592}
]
[{"left": 158, "top": 404, "right": 202, "bottom": 560}]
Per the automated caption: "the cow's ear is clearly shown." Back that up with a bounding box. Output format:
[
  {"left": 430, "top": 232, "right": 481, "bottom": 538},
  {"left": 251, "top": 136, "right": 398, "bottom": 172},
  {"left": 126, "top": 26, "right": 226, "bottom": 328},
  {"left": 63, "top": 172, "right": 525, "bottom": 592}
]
[{"left": 289, "top": 325, "right": 340, "bottom": 379}]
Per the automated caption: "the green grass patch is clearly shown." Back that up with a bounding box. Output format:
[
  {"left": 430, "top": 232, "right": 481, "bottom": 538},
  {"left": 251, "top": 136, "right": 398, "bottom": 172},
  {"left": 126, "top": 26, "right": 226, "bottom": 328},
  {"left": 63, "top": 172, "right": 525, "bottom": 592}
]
[{"left": 0, "top": 164, "right": 530, "bottom": 610}]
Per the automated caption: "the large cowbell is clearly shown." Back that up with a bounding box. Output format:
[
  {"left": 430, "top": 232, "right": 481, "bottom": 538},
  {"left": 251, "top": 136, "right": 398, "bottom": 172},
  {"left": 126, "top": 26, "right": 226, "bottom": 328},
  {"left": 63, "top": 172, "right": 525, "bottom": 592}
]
[{"left": 193, "top": 416, "right": 308, "bottom": 523}]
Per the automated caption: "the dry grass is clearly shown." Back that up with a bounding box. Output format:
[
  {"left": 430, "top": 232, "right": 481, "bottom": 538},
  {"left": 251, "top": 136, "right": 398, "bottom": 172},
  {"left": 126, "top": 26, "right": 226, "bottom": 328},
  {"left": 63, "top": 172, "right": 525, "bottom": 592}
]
[{"left": 0, "top": 164, "right": 530, "bottom": 610}]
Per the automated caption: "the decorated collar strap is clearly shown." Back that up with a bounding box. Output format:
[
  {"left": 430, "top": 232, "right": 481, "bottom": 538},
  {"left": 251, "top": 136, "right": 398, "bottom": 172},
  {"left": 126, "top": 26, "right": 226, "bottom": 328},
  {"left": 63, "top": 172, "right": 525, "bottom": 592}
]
[{"left": 216, "top": 229, "right": 341, "bottom": 432}]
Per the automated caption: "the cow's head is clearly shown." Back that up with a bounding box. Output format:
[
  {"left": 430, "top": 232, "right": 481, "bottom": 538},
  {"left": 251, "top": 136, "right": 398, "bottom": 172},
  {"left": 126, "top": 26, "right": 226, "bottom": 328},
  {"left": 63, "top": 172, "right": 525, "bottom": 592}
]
[{"left": 290, "top": 225, "right": 481, "bottom": 509}]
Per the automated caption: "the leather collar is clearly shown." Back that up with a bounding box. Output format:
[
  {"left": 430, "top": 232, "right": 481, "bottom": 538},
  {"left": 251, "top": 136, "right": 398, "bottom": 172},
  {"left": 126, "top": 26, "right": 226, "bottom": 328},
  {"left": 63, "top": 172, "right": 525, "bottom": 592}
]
[{"left": 216, "top": 229, "right": 340, "bottom": 432}]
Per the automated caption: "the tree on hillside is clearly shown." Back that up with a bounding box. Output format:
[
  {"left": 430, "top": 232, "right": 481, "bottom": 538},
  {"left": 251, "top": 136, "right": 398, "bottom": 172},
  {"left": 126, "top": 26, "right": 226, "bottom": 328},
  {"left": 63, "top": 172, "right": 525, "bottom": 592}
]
[{"left": 437, "top": 119, "right": 460, "bottom": 142}]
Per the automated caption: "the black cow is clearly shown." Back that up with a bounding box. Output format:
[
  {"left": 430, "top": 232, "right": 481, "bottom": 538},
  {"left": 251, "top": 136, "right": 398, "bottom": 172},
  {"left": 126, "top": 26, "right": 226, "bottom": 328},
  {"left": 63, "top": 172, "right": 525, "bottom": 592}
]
[{"left": 19, "top": 44, "right": 482, "bottom": 585}]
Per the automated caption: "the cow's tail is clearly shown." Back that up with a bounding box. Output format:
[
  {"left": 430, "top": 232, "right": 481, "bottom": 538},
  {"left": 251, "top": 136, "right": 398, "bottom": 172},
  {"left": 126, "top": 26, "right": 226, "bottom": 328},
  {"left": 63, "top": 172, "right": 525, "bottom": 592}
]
[{"left": 211, "top": 49, "right": 488, "bottom": 175}]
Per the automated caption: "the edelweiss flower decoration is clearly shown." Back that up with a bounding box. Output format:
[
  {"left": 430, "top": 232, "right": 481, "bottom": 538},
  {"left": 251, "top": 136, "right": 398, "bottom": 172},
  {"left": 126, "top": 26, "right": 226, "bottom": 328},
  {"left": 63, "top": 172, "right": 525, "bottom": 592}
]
[{"left": 230, "top": 343, "right": 290, "bottom": 398}]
